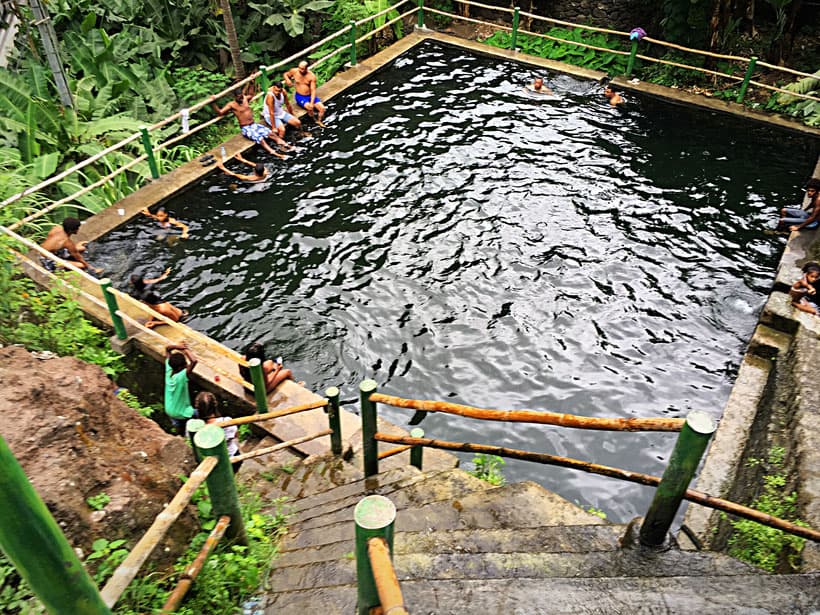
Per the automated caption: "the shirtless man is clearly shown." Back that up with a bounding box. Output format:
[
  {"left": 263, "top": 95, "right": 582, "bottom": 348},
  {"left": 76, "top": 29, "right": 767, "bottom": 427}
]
[
  {"left": 604, "top": 85, "right": 624, "bottom": 106},
  {"left": 39, "top": 217, "right": 101, "bottom": 273},
  {"left": 141, "top": 206, "right": 190, "bottom": 239},
  {"left": 525, "top": 77, "right": 553, "bottom": 95},
  {"left": 263, "top": 82, "right": 302, "bottom": 139},
  {"left": 217, "top": 153, "right": 268, "bottom": 183},
  {"left": 283, "top": 61, "right": 326, "bottom": 126},
  {"left": 212, "top": 88, "right": 289, "bottom": 156}
]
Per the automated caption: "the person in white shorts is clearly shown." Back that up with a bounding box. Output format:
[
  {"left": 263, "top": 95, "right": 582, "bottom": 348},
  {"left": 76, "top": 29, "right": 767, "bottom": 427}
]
[{"left": 263, "top": 81, "right": 302, "bottom": 139}]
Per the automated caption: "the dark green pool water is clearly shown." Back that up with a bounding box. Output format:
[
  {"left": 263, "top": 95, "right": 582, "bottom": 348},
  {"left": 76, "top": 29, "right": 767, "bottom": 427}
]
[{"left": 91, "top": 41, "right": 818, "bottom": 521}]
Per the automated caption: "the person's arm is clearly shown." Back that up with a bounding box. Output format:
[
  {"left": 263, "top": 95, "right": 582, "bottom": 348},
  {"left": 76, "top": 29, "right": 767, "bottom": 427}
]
[
  {"left": 283, "top": 69, "right": 294, "bottom": 88},
  {"left": 309, "top": 75, "right": 317, "bottom": 105},
  {"left": 212, "top": 98, "right": 234, "bottom": 116},
  {"left": 790, "top": 206, "right": 820, "bottom": 231},
  {"left": 141, "top": 207, "right": 157, "bottom": 220},
  {"left": 144, "top": 267, "right": 171, "bottom": 285},
  {"left": 184, "top": 347, "right": 198, "bottom": 376},
  {"left": 169, "top": 218, "right": 189, "bottom": 239},
  {"left": 65, "top": 239, "right": 99, "bottom": 272},
  {"left": 266, "top": 92, "right": 276, "bottom": 123},
  {"left": 234, "top": 154, "right": 255, "bottom": 168},
  {"left": 285, "top": 95, "right": 295, "bottom": 115},
  {"left": 165, "top": 342, "right": 185, "bottom": 359},
  {"left": 792, "top": 297, "right": 818, "bottom": 314}
]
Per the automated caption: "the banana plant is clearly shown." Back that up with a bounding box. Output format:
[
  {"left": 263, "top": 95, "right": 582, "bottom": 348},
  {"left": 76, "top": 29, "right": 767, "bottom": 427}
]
[{"left": 250, "top": 0, "right": 334, "bottom": 38}]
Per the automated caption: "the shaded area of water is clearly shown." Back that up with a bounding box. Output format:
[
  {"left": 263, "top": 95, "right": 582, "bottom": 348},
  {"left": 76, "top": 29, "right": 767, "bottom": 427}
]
[{"left": 91, "top": 41, "right": 818, "bottom": 521}]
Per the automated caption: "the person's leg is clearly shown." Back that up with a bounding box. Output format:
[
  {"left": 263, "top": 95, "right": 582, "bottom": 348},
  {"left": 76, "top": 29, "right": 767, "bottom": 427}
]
[
  {"left": 286, "top": 113, "right": 301, "bottom": 129},
  {"left": 274, "top": 116, "right": 286, "bottom": 139},
  {"left": 267, "top": 367, "right": 294, "bottom": 391},
  {"left": 315, "top": 101, "right": 326, "bottom": 123}
]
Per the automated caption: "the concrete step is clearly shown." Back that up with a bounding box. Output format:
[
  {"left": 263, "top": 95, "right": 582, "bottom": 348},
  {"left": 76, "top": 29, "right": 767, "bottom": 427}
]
[
  {"left": 268, "top": 544, "right": 755, "bottom": 594},
  {"left": 262, "top": 573, "right": 820, "bottom": 614}
]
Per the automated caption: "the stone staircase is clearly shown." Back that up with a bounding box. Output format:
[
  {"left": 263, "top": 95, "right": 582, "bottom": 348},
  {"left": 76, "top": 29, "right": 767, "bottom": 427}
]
[{"left": 237, "top": 439, "right": 819, "bottom": 614}]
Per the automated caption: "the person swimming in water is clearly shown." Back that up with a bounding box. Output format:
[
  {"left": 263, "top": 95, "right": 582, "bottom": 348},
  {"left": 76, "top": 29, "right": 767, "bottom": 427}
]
[
  {"left": 217, "top": 153, "right": 268, "bottom": 183},
  {"left": 604, "top": 85, "right": 624, "bottom": 106},
  {"left": 525, "top": 77, "right": 554, "bottom": 95},
  {"left": 129, "top": 267, "right": 188, "bottom": 328},
  {"left": 141, "top": 206, "right": 190, "bottom": 239}
]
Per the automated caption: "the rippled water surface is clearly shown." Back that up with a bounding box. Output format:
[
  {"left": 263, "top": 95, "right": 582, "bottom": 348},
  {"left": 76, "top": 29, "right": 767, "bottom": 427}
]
[{"left": 92, "top": 41, "right": 818, "bottom": 521}]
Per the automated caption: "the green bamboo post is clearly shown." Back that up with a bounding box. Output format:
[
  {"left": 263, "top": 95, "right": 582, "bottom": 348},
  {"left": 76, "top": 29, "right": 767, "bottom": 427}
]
[
  {"left": 626, "top": 39, "right": 639, "bottom": 77},
  {"left": 194, "top": 424, "right": 247, "bottom": 545},
  {"left": 409, "top": 427, "right": 424, "bottom": 470},
  {"left": 139, "top": 126, "right": 159, "bottom": 179},
  {"left": 417, "top": 0, "right": 424, "bottom": 28},
  {"left": 639, "top": 410, "right": 716, "bottom": 548},
  {"left": 0, "top": 434, "right": 111, "bottom": 614},
  {"left": 100, "top": 278, "right": 127, "bottom": 340},
  {"left": 187, "top": 418, "right": 206, "bottom": 463},
  {"left": 247, "top": 358, "right": 269, "bottom": 414},
  {"left": 511, "top": 7, "right": 520, "bottom": 52},
  {"left": 354, "top": 495, "right": 396, "bottom": 615},
  {"left": 736, "top": 56, "right": 758, "bottom": 104},
  {"left": 349, "top": 20, "right": 357, "bottom": 66},
  {"left": 360, "top": 379, "right": 379, "bottom": 477},
  {"left": 325, "top": 386, "right": 343, "bottom": 456}
]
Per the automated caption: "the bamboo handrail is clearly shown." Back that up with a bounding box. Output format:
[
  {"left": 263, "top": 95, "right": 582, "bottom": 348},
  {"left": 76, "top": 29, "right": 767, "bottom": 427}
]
[
  {"left": 374, "top": 432, "right": 820, "bottom": 543},
  {"left": 100, "top": 456, "right": 219, "bottom": 607},
  {"left": 0, "top": 225, "right": 102, "bottom": 285},
  {"left": 634, "top": 53, "right": 744, "bottom": 80},
  {"left": 220, "top": 399, "right": 329, "bottom": 428},
  {"left": 369, "top": 393, "right": 685, "bottom": 432},
  {"left": 755, "top": 61, "right": 818, "bottom": 81},
  {"left": 355, "top": 8, "right": 421, "bottom": 46},
  {"left": 8, "top": 153, "right": 149, "bottom": 231},
  {"left": 377, "top": 444, "right": 413, "bottom": 460},
  {"left": 748, "top": 79, "right": 820, "bottom": 102},
  {"left": 161, "top": 515, "right": 231, "bottom": 613},
  {"left": 426, "top": 7, "right": 513, "bottom": 31},
  {"left": 355, "top": 0, "right": 411, "bottom": 26},
  {"left": 641, "top": 36, "right": 748, "bottom": 63},
  {"left": 367, "top": 537, "right": 408, "bottom": 615},
  {"left": 456, "top": 0, "right": 514, "bottom": 15},
  {"left": 231, "top": 428, "right": 333, "bottom": 463},
  {"left": 520, "top": 26, "right": 631, "bottom": 57}
]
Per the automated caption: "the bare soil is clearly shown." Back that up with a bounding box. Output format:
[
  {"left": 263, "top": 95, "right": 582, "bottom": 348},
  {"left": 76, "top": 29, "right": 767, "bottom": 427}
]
[{"left": 0, "top": 345, "right": 198, "bottom": 563}]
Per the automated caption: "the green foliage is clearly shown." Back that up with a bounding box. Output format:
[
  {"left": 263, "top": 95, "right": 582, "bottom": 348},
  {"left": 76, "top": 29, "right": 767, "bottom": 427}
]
[
  {"left": 87, "top": 538, "right": 129, "bottom": 584},
  {"left": 86, "top": 493, "right": 111, "bottom": 511},
  {"left": 0, "top": 237, "right": 125, "bottom": 376},
  {"left": 585, "top": 506, "right": 607, "bottom": 520},
  {"left": 238, "top": 424, "right": 253, "bottom": 441},
  {"left": 0, "top": 552, "right": 42, "bottom": 614},
  {"left": 727, "top": 448, "right": 806, "bottom": 573},
  {"left": 116, "top": 388, "right": 160, "bottom": 418},
  {"left": 468, "top": 453, "right": 506, "bottom": 486},
  {"left": 775, "top": 71, "right": 820, "bottom": 127},
  {"left": 483, "top": 28, "right": 628, "bottom": 74},
  {"left": 659, "top": 0, "right": 711, "bottom": 47},
  {"left": 170, "top": 68, "right": 233, "bottom": 107}
]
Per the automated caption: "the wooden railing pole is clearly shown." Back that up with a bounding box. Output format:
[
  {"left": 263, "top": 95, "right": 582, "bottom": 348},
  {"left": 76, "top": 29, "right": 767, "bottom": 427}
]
[
  {"left": 326, "top": 386, "right": 343, "bottom": 455},
  {"left": 248, "top": 358, "right": 269, "bottom": 413},
  {"left": 349, "top": 20, "right": 357, "bottom": 66},
  {"left": 0, "top": 434, "right": 111, "bottom": 614},
  {"left": 139, "top": 126, "right": 160, "bottom": 179},
  {"left": 736, "top": 56, "right": 758, "bottom": 103},
  {"left": 194, "top": 424, "right": 247, "bottom": 545},
  {"left": 639, "top": 410, "right": 716, "bottom": 548},
  {"left": 100, "top": 278, "right": 127, "bottom": 341},
  {"left": 511, "top": 6, "right": 520, "bottom": 51},
  {"left": 355, "top": 495, "right": 397, "bottom": 615},
  {"left": 409, "top": 427, "right": 424, "bottom": 470},
  {"left": 360, "top": 379, "right": 379, "bottom": 477}
]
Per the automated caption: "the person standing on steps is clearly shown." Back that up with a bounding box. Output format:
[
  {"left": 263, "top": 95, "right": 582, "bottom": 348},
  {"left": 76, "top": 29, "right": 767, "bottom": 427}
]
[
  {"left": 194, "top": 391, "right": 242, "bottom": 473},
  {"left": 283, "top": 61, "right": 326, "bottom": 127}
]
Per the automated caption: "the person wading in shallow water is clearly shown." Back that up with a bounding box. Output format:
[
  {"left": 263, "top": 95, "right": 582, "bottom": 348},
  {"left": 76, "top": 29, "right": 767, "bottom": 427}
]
[{"left": 211, "top": 87, "right": 289, "bottom": 158}]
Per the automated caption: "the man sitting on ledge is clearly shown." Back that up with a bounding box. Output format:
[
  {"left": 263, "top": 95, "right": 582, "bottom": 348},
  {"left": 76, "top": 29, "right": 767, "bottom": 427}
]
[
  {"left": 211, "top": 87, "right": 288, "bottom": 158},
  {"left": 39, "top": 217, "right": 102, "bottom": 274}
]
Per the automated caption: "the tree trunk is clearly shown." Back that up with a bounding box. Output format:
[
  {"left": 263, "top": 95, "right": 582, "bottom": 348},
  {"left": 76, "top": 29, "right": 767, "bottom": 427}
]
[{"left": 219, "top": 0, "right": 245, "bottom": 79}]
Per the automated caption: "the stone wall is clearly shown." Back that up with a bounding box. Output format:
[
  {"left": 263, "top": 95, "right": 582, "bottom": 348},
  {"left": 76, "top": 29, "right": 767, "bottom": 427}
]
[{"left": 535, "top": 0, "right": 653, "bottom": 31}]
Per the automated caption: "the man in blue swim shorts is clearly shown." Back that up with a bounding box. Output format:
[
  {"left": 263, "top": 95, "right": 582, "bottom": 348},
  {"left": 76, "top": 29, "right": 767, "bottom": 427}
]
[
  {"left": 211, "top": 88, "right": 288, "bottom": 158},
  {"left": 283, "top": 61, "right": 326, "bottom": 126}
]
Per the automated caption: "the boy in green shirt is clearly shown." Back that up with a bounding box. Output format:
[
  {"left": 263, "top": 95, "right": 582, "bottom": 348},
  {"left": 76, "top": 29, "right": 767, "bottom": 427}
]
[{"left": 164, "top": 342, "right": 198, "bottom": 433}]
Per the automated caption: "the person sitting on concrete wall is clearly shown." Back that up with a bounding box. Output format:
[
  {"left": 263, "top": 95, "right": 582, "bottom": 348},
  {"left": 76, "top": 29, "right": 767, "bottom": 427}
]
[
  {"left": 790, "top": 261, "right": 820, "bottom": 316},
  {"left": 39, "top": 217, "right": 102, "bottom": 274},
  {"left": 778, "top": 178, "right": 820, "bottom": 232},
  {"left": 239, "top": 342, "right": 296, "bottom": 393}
]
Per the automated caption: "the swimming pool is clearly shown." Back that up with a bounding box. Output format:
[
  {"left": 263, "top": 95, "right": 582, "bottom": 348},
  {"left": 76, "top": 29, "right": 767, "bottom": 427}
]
[{"left": 91, "top": 40, "right": 818, "bottom": 521}]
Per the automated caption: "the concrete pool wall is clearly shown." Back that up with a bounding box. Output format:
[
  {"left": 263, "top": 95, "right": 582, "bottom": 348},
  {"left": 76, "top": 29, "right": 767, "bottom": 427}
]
[{"left": 48, "top": 28, "right": 820, "bottom": 556}]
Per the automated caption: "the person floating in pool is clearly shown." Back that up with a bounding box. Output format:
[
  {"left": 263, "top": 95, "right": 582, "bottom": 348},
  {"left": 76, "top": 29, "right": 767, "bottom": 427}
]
[
  {"left": 263, "top": 81, "right": 303, "bottom": 139},
  {"left": 283, "top": 61, "right": 326, "bottom": 127},
  {"left": 39, "top": 217, "right": 103, "bottom": 274},
  {"left": 141, "top": 206, "right": 190, "bottom": 239},
  {"left": 778, "top": 179, "right": 820, "bottom": 232},
  {"left": 790, "top": 261, "right": 820, "bottom": 315},
  {"left": 211, "top": 87, "right": 290, "bottom": 156},
  {"left": 129, "top": 267, "right": 188, "bottom": 328},
  {"left": 239, "top": 342, "right": 298, "bottom": 393},
  {"left": 525, "top": 77, "right": 553, "bottom": 95},
  {"left": 217, "top": 153, "right": 268, "bottom": 183},
  {"left": 604, "top": 85, "right": 624, "bottom": 106}
]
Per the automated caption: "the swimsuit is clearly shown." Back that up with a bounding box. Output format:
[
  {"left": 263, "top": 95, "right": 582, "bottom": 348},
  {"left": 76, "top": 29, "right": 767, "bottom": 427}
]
[
  {"left": 295, "top": 92, "right": 320, "bottom": 108},
  {"left": 241, "top": 123, "right": 271, "bottom": 144},
  {"left": 40, "top": 247, "right": 72, "bottom": 272}
]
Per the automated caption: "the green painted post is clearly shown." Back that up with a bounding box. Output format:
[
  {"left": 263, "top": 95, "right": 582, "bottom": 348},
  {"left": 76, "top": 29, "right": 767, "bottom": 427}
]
[
  {"left": 360, "top": 379, "right": 379, "bottom": 477},
  {"left": 409, "top": 427, "right": 424, "bottom": 470},
  {"left": 511, "top": 7, "right": 520, "bottom": 52},
  {"left": 736, "top": 56, "right": 758, "bottom": 104},
  {"left": 354, "top": 495, "right": 396, "bottom": 615},
  {"left": 349, "top": 21, "right": 357, "bottom": 66},
  {"left": 100, "top": 278, "right": 127, "bottom": 340},
  {"left": 194, "top": 424, "right": 247, "bottom": 545},
  {"left": 187, "top": 418, "right": 206, "bottom": 463},
  {"left": 139, "top": 126, "right": 160, "bottom": 179},
  {"left": 639, "top": 411, "right": 716, "bottom": 548},
  {"left": 247, "top": 358, "right": 269, "bottom": 414},
  {"left": 326, "top": 386, "right": 343, "bottom": 456},
  {"left": 626, "top": 39, "right": 639, "bottom": 77},
  {"left": 417, "top": 0, "right": 424, "bottom": 29},
  {"left": 0, "top": 434, "right": 111, "bottom": 614}
]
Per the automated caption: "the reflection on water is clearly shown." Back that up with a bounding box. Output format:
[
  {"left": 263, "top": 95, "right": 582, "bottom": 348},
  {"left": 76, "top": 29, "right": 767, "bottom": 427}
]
[{"left": 91, "top": 41, "right": 817, "bottom": 521}]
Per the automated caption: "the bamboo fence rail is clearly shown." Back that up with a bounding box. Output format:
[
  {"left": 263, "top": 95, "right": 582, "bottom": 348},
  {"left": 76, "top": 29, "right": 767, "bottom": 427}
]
[
  {"left": 755, "top": 61, "right": 818, "bottom": 80},
  {"left": 456, "top": 0, "right": 514, "bottom": 15},
  {"left": 748, "top": 79, "right": 820, "bottom": 102},
  {"left": 519, "top": 26, "right": 631, "bottom": 57},
  {"left": 369, "top": 393, "right": 685, "bottom": 431},
  {"left": 0, "top": 226, "right": 102, "bottom": 284},
  {"left": 519, "top": 9, "right": 629, "bottom": 37},
  {"left": 374, "top": 433, "right": 820, "bottom": 542},
  {"left": 368, "top": 537, "right": 408, "bottom": 615},
  {"left": 641, "top": 36, "right": 748, "bottom": 63},
  {"left": 220, "top": 399, "right": 329, "bottom": 427},
  {"left": 100, "top": 456, "right": 219, "bottom": 608},
  {"left": 232, "top": 429, "right": 333, "bottom": 463},
  {"left": 634, "top": 53, "right": 745, "bottom": 80},
  {"left": 426, "top": 7, "right": 512, "bottom": 31},
  {"left": 378, "top": 444, "right": 414, "bottom": 460}
]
